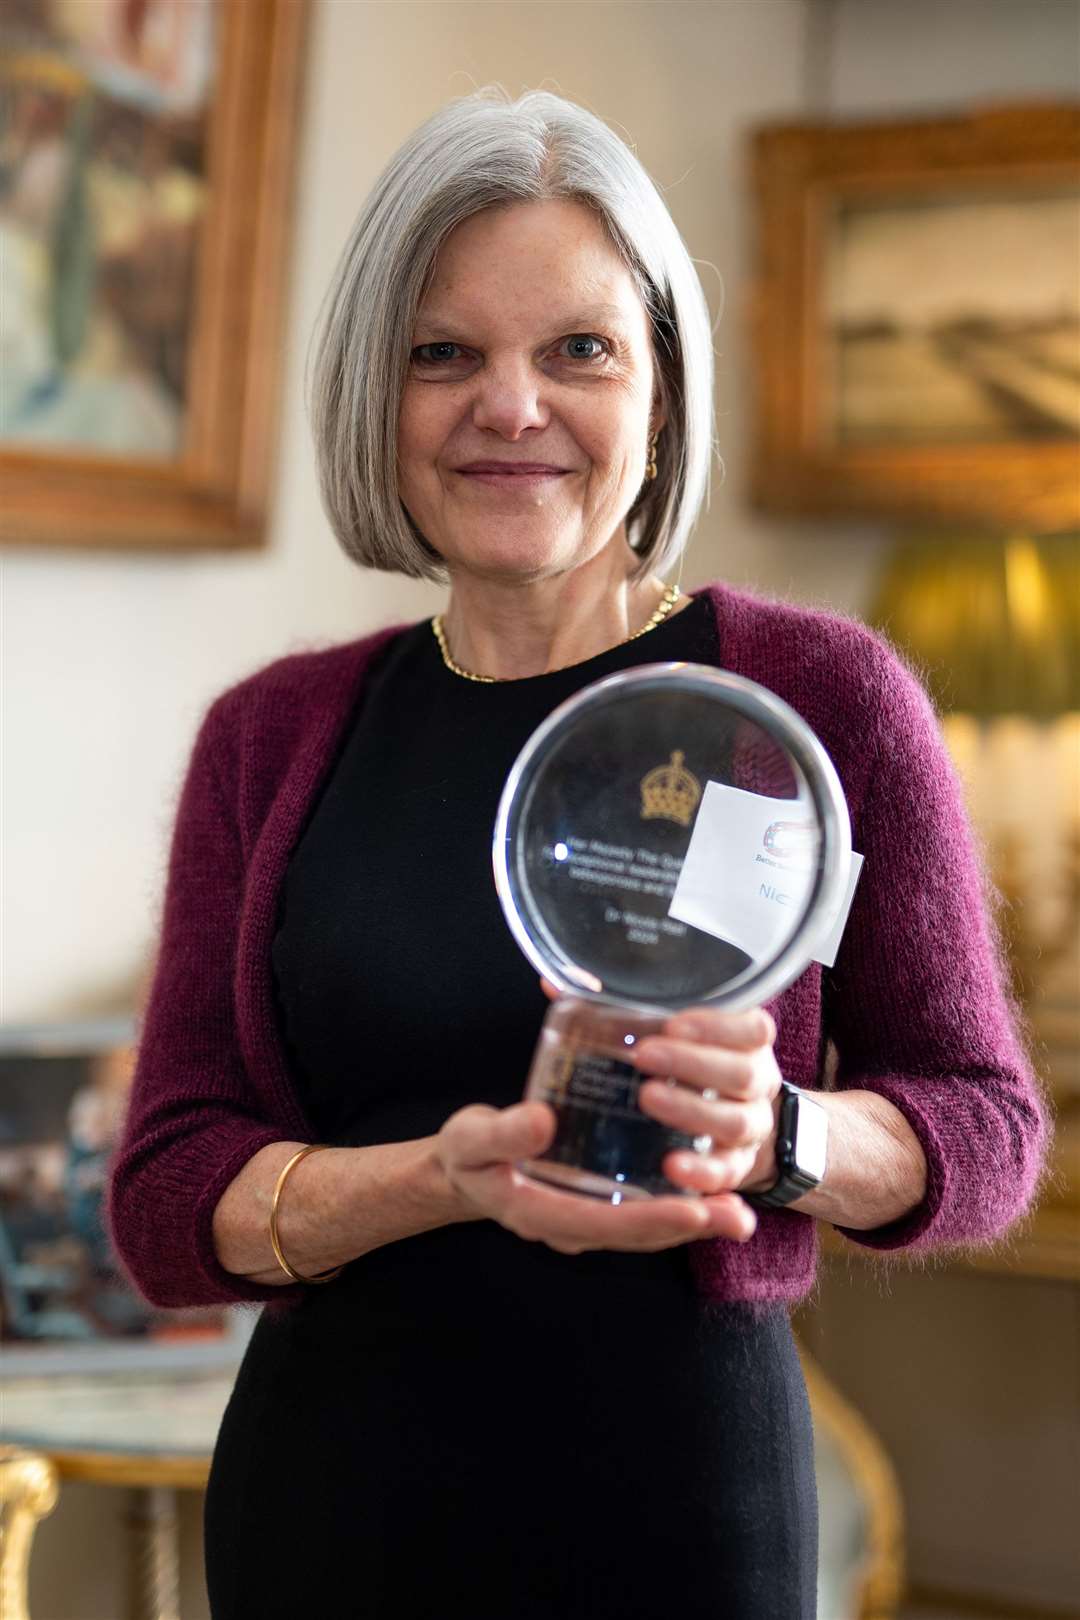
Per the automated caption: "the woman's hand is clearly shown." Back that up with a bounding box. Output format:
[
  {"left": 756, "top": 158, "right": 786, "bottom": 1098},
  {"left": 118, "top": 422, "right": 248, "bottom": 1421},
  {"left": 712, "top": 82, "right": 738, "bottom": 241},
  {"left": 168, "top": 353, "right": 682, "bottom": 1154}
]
[
  {"left": 627, "top": 1007, "right": 782, "bottom": 1197},
  {"left": 434, "top": 992, "right": 782, "bottom": 1255},
  {"left": 435, "top": 1100, "right": 758, "bottom": 1254}
]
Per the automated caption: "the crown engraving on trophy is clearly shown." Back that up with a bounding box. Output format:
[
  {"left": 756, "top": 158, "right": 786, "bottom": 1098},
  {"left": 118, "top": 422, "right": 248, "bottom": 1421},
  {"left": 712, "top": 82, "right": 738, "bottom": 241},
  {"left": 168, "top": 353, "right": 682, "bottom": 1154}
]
[{"left": 640, "top": 751, "right": 702, "bottom": 827}]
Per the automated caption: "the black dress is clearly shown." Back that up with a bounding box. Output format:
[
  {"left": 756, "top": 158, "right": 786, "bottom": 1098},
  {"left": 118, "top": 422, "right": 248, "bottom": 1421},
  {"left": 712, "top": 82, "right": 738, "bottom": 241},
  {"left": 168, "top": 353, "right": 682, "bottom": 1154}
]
[{"left": 204, "top": 600, "right": 818, "bottom": 1619}]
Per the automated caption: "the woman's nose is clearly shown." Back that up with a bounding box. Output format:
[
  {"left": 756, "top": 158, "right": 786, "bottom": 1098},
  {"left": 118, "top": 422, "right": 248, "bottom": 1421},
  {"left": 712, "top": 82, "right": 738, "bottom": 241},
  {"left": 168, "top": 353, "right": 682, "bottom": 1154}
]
[{"left": 470, "top": 359, "right": 549, "bottom": 439}]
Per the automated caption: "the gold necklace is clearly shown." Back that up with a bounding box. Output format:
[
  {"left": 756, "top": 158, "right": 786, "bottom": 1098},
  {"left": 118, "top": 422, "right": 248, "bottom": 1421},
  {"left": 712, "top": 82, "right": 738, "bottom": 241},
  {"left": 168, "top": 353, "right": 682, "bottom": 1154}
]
[{"left": 431, "top": 583, "right": 683, "bottom": 684}]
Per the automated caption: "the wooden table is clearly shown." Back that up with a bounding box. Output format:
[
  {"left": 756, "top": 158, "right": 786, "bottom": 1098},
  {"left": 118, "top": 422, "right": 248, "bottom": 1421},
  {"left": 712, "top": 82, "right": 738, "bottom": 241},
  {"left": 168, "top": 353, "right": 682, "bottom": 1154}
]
[{"left": 2, "top": 1366, "right": 238, "bottom": 1620}]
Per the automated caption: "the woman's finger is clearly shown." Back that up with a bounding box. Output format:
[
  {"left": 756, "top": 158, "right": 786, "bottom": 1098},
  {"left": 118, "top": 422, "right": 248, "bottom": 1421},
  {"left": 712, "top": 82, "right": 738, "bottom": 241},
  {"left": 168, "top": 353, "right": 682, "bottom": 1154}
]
[
  {"left": 440, "top": 1101, "right": 555, "bottom": 1171},
  {"left": 638, "top": 1081, "right": 775, "bottom": 1147},
  {"left": 630, "top": 1037, "right": 776, "bottom": 1101},
  {"left": 665, "top": 1007, "right": 776, "bottom": 1051},
  {"left": 698, "top": 1190, "right": 757, "bottom": 1241},
  {"left": 662, "top": 1146, "right": 761, "bottom": 1196}
]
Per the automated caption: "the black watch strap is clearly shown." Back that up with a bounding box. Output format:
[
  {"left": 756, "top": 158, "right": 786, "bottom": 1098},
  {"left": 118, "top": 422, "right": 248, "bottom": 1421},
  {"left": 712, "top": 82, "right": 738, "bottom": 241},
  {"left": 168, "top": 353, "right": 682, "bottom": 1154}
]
[{"left": 744, "top": 1081, "right": 827, "bottom": 1210}]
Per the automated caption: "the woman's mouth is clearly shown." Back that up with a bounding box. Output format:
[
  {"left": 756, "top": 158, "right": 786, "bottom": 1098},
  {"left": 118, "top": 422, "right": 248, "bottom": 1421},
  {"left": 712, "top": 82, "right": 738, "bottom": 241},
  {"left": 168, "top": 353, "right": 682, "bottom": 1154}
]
[{"left": 455, "top": 462, "right": 572, "bottom": 487}]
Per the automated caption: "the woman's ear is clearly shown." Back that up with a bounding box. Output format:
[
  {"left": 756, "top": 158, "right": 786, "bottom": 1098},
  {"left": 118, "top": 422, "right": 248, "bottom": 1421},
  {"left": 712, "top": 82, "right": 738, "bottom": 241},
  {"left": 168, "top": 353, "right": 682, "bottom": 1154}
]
[{"left": 649, "top": 385, "right": 668, "bottom": 439}]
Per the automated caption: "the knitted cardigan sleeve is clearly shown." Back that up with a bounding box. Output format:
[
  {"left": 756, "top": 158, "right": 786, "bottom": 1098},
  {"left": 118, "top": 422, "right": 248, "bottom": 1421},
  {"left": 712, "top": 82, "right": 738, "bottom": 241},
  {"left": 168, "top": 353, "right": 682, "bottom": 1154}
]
[
  {"left": 106, "top": 694, "right": 305, "bottom": 1309},
  {"left": 824, "top": 635, "right": 1049, "bottom": 1252}
]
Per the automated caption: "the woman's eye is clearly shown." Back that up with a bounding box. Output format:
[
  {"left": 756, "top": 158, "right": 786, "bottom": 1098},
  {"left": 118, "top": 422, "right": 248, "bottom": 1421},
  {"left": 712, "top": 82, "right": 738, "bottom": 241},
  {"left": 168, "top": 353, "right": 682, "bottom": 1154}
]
[
  {"left": 559, "top": 334, "right": 609, "bottom": 362},
  {"left": 412, "top": 342, "right": 466, "bottom": 366},
  {"left": 411, "top": 335, "right": 611, "bottom": 370}
]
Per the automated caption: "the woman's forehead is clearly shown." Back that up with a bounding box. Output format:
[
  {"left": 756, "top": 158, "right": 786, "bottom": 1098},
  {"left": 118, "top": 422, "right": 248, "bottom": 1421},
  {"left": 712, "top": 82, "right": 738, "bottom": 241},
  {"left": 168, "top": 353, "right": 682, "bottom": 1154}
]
[
  {"left": 416, "top": 198, "right": 646, "bottom": 326},
  {"left": 412, "top": 297, "right": 639, "bottom": 341}
]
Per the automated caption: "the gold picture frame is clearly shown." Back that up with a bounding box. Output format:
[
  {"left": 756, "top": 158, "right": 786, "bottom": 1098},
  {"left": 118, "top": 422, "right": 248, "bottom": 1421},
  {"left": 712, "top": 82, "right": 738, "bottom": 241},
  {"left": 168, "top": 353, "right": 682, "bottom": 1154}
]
[
  {"left": 748, "top": 103, "right": 1080, "bottom": 531},
  {"left": 0, "top": 0, "right": 309, "bottom": 551}
]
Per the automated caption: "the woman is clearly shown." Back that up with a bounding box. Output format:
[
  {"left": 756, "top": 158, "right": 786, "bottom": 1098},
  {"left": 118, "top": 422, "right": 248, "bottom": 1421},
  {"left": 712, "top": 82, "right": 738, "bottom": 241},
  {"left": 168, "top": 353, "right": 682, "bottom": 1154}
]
[{"left": 107, "top": 91, "right": 1046, "bottom": 1619}]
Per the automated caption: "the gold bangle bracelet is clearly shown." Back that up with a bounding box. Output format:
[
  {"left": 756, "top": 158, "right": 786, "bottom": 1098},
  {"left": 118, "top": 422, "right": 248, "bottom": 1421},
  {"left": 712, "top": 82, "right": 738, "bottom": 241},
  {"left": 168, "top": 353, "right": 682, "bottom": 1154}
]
[{"left": 269, "top": 1144, "right": 344, "bottom": 1285}]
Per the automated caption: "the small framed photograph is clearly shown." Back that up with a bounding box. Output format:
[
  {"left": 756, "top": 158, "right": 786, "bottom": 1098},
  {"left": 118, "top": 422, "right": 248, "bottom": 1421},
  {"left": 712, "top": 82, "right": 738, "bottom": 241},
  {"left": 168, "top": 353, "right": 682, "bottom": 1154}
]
[
  {"left": 0, "top": 1020, "right": 248, "bottom": 1376},
  {"left": 748, "top": 103, "right": 1080, "bottom": 529},
  {"left": 0, "top": 0, "right": 309, "bottom": 551}
]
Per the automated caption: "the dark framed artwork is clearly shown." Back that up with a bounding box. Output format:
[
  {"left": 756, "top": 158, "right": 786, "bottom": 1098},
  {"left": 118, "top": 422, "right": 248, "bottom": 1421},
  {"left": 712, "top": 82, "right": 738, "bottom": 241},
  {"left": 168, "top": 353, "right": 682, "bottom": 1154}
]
[
  {"left": 0, "top": 1021, "right": 247, "bottom": 1376},
  {"left": 748, "top": 103, "right": 1080, "bottom": 530},
  {"left": 0, "top": 0, "right": 309, "bottom": 550}
]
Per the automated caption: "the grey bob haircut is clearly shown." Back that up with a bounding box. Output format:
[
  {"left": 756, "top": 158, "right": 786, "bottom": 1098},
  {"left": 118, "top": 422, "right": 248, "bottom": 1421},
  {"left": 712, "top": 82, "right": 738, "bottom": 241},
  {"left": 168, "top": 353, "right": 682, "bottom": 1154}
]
[{"left": 307, "top": 88, "right": 715, "bottom": 582}]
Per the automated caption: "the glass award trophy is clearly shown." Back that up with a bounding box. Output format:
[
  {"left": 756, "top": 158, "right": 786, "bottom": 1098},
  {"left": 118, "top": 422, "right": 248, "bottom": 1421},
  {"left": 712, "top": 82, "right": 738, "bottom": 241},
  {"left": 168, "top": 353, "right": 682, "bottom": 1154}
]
[{"left": 493, "top": 663, "right": 853, "bottom": 1203}]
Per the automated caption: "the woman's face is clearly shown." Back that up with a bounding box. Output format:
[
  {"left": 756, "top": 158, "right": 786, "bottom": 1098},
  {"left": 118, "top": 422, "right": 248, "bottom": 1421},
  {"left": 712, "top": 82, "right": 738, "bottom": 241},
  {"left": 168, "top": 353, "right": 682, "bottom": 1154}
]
[{"left": 398, "top": 197, "right": 660, "bottom": 585}]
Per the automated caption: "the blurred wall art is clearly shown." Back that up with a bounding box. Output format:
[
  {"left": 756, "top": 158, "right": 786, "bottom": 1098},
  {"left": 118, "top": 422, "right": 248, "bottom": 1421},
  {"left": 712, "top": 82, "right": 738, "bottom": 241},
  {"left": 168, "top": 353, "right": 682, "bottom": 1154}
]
[
  {"left": 0, "top": 0, "right": 309, "bottom": 549},
  {"left": 749, "top": 102, "right": 1080, "bottom": 531}
]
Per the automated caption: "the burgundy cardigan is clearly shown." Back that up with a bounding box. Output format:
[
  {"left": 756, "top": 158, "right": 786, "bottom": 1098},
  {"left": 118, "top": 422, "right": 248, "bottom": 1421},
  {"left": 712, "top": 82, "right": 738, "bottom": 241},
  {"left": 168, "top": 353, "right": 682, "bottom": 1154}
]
[{"left": 106, "top": 582, "right": 1048, "bottom": 1310}]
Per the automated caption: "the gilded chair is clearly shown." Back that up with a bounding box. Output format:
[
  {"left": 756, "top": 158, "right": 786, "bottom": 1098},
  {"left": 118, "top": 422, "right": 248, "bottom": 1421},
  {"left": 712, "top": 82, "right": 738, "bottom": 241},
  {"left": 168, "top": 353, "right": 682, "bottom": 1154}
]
[
  {"left": 802, "top": 1345, "right": 905, "bottom": 1620},
  {"left": 0, "top": 1447, "right": 60, "bottom": 1620}
]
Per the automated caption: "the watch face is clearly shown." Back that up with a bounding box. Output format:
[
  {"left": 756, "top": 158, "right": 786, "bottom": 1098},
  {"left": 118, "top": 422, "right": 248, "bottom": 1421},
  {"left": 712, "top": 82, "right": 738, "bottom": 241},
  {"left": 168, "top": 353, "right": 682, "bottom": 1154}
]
[{"left": 796, "top": 1094, "right": 829, "bottom": 1183}]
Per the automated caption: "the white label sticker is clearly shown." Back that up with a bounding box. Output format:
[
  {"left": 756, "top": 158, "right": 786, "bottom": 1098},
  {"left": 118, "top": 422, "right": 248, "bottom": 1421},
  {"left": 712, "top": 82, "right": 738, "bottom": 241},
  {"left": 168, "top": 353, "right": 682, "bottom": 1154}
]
[
  {"left": 813, "top": 849, "right": 864, "bottom": 968},
  {"left": 668, "top": 781, "right": 863, "bottom": 968}
]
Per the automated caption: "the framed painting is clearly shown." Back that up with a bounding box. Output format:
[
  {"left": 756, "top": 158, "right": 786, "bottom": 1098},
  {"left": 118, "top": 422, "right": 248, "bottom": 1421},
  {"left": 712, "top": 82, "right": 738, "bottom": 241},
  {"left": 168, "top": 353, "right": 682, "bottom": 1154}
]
[
  {"left": 0, "top": 0, "right": 309, "bottom": 550},
  {"left": 748, "top": 103, "right": 1080, "bottom": 530},
  {"left": 0, "top": 1019, "right": 249, "bottom": 1376}
]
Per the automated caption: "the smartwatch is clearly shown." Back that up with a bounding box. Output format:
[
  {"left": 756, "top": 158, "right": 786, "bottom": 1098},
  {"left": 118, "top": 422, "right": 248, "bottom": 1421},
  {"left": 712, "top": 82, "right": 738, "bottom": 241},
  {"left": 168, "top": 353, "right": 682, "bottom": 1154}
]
[{"left": 744, "top": 1081, "right": 829, "bottom": 1209}]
